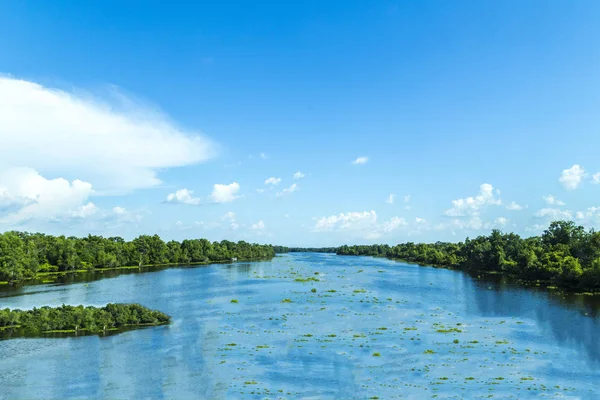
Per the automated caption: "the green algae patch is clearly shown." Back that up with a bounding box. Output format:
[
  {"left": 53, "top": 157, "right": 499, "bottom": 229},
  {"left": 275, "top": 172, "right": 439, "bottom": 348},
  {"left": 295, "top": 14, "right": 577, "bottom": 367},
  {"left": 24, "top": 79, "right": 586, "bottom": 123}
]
[{"left": 294, "top": 277, "right": 320, "bottom": 283}]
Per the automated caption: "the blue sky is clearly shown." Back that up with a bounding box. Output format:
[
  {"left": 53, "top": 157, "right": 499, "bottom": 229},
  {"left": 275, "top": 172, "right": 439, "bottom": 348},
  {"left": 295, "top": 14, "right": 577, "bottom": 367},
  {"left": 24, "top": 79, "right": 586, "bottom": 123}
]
[{"left": 1, "top": 1, "right": 600, "bottom": 246}]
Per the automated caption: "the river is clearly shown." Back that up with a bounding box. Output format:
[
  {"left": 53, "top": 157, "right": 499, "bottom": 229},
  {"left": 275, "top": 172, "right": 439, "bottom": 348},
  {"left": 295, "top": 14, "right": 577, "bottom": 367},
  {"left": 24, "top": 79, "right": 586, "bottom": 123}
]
[{"left": 1, "top": 252, "right": 599, "bottom": 399}]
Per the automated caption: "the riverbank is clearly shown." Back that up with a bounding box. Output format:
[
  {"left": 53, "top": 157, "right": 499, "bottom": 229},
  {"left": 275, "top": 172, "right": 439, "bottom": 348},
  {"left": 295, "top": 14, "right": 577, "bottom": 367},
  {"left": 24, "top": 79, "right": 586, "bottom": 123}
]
[
  {"left": 340, "top": 253, "right": 600, "bottom": 296},
  {"left": 0, "top": 256, "right": 276, "bottom": 288},
  {"left": 0, "top": 303, "right": 171, "bottom": 339}
]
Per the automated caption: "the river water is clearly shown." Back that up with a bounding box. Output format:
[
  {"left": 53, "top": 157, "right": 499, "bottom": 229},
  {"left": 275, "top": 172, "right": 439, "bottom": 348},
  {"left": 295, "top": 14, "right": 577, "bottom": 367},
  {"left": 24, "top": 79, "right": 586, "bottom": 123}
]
[{"left": 1, "top": 252, "right": 600, "bottom": 399}]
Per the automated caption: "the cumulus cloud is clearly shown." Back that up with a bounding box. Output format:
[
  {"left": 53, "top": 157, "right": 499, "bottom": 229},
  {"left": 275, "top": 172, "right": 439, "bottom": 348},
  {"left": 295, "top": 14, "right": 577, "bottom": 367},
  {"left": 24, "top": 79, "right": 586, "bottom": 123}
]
[
  {"left": 593, "top": 172, "right": 600, "bottom": 184},
  {"left": 106, "top": 206, "right": 143, "bottom": 223},
  {"left": 313, "top": 210, "right": 406, "bottom": 239},
  {"left": 221, "top": 211, "right": 239, "bottom": 230},
  {"left": 0, "top": 167, "right": 95, "bottom": 224},
  {"left": 0, "top": 76, "right": 217, "bottom": 194},
  {"left": 210, "top": 182, "right": 241, "bottom": 203},
  {"left": 165, "top": 188, "right": 201, "bottom": 205},
  {"left": 293, "top": 171, "right": 305, "bottom": 180},
  {"left": 506, "top": 201, "right": 524, "bottom": 211},
  {"left": 445, "top": 183, "right": 501, "bottom": 217},
  {"left": 559, "top": 164, "right": 585, "bottom": 190},
  {"left": 264, "top": 177, "right": 281, "bottom": 185},
  {"left": 381, "top": 216, "right": 407, "bottom": 233},
  {"left": 276, "top": 183, "right": 297, "bottom": 197},
  {"left": 313, "top": 211, "right": 378, "bottom": 231},
  {"left": 112, "top": 206, "right": 127, "bottom": 215},
  {"left": 386, "top": 194, "right": 395, "bottom": 204},
  {"left": 573, "top": 207, "right": 600, "bottom": 224},
  {"left": 404, "top": 195, "right": 411, "bottom": 203},
  {"left": 71, "top": 202, "right": 98, "bottom": 219},
  {"left": 352, "top": 156, "right": 368, "bottom": 165},
  {"left": 251, "top": 220, "right": 265, "bottom": 230},
  {"left": 543, "top": 195, "right": 565, "bottom": 206},
  {"left": 493, "top": 217, "right": 509, "bottom": 227},
  {"left": 534, "top": 208, "right": 573, "bottom": 220}
]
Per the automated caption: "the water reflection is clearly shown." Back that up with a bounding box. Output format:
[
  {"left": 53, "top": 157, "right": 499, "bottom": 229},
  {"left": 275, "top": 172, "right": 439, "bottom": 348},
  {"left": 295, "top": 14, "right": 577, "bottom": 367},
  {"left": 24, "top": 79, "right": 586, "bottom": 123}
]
[{"left": 1, "top": 254, "right": 600, "bottom": 399}]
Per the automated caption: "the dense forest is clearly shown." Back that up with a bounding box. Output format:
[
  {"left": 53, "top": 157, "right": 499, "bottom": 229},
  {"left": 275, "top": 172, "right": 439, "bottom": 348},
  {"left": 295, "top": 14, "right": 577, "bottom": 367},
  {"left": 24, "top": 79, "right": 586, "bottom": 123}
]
[
  {"left": 337, "top": 220, "right": 600, "bottom": 291},
  {"left": 0, "top": 232, "right": 276, "bottom": 284},
  {"left": 0, "top": 303, "right": 170, "bottom": 337}
]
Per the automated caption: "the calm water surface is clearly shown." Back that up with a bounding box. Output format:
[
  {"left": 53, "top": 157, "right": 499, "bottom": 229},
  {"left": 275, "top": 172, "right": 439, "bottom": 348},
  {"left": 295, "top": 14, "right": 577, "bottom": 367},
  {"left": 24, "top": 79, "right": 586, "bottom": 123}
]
[{"left": 1, "top": 253, "right": 600, "bottom": 399}]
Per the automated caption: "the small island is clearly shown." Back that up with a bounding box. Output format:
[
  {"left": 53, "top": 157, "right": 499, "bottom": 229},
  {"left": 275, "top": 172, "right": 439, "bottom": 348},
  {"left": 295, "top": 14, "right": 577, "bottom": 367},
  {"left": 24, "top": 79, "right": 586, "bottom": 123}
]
[{"left": 0, "top": 303, "right": 170, "bottom": 339}]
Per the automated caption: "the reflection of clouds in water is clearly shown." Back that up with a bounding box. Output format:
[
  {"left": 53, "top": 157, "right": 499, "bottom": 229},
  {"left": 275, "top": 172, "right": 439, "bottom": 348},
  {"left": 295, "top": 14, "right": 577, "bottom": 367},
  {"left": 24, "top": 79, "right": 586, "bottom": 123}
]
[
  {"left": 464, "top": 272, "right": 600, "bottom": 366},
  {"left": 1, "top": 253, "right": 600, "bottom": 398}
]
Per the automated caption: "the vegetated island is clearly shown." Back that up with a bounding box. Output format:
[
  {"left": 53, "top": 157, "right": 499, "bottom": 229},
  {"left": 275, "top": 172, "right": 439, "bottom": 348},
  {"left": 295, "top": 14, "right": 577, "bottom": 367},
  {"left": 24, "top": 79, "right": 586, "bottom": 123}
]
[
  {"left": 280, "top": 220, "right": 600, "bottom": 292},
  {"left": 0, "top": 303, "right": 170, "bottom": 339},
  {"left": 0, "top": 232, "right": 277, "bottom": 286}
]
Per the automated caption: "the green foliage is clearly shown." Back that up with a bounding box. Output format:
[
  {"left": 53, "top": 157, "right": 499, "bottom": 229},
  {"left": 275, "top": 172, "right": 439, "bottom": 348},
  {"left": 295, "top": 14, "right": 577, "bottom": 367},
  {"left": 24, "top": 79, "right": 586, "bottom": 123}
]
[
  {"left": 0, "top": 231, "right": 276, "bottom": 284},
  {"left": 0, "top": 303, "right": 170, "bottom": 337},
  {"left": 336, "top": 220, "right": 600, "bottom": 290}
]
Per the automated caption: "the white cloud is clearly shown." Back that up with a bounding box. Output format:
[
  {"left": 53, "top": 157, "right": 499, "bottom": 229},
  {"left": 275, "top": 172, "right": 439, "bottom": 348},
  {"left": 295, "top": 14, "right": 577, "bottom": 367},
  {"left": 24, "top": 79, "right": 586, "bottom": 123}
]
[
  {"left": 293, "top": 171, "right": 305, "bottom": 180},
  {"left": 251, "top": 220, "right": 265, "bottom": 230},
  {"left": 534, "top": 208, "right": 573, "bottom": 220},
  {"left": 112, "top": 206, "right": 127, "bottom": 215},
  {"left": 256, "top": 188, "right": 265, "bottom": 193},
  {"left": 107, "top": 206, "right": 142, "bottom": 223},
  {"left": 593, "top": 172, "right": 600, "bottom": 184},
  {"left": 210, "top": 182, "right": 241, "bottom": 203},
  {"left": 525, "top": 224, "right": 546, "bottom": 232},
  {"left": 0, "top": 167, "right": 94, "bottom": 224},
  {"left": 264, "top": 177, "right": 281, "bottom": 185},
  {"left": 559, "top": 164, "right": 585, "bottom": 190},
  {"left": 543, "top": 195, "right": 565, "bottom": 206},
  {"left": 506, "top": 201, "right": 524, "bottom": 211},
  {"left": 573, "top": 207, "right": 600, "bottom": 223},
  {"left": 313, "top": 211, "right": 406, "bottom": 239},
  {"left": 0, "top": 76, "right": 217, "bottom": 194},
  {"left": 492, "top": 217, "right": 508, "bottom": 227},
  {"left": 415, "top": 217, "right": 426, "bottom": 224},
  {"left": 165, "top": 188, "right": 201, "bottom": 206},
  {"left": 314, "top": 211, "right": 378, "bottom": 231},
  {"left": 71, "top": 202, "right": 98, "bottom": 218},
  {"left": 445, "top": 183, "right": 502, "bottom": 217},
  {"left": 222, "top": 211, "right": 236, "bottom": 221},
  {"left": 221, "top": 213, "right": 239, "bottom": 230},
  {"left": 276, "top": 183, "right": 298, "bottom": 197},
  {"left": 386, "top": 194, "right": 395, "bottom": 204},
  {"left": 352, "top": 156, "right": 368, "bottom": 165},
  {"left": 260, "top": 153, "right": 268, "bottom": 160},
  {"left": 381, "top": 216, "right": 407, "bottom": 233},
  {"left": 404, "top": 195, "right": 411, "bottom": 203}
]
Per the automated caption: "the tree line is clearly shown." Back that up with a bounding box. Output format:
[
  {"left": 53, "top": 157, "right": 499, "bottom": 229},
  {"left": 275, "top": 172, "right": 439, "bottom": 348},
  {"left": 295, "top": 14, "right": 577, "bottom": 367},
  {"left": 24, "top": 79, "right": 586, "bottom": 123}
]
[
  {"left": 336, "top": 220, "right": 600, "bottom": 290},
  {"left": 0, "top": 303, "right": 170, "bottom": 337},
  {"left": 0, "top": 232, "right": 276, "bottom": 284},
  {"left": 274, "top": 246, "right": 338, "bottom": 253}
]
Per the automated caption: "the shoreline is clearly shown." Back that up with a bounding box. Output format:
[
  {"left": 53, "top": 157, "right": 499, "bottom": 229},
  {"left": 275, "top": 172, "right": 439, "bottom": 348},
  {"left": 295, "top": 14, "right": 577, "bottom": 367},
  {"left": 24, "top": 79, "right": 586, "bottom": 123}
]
[
  {"left": 337, "top": 253, "right": 600, "bottom": 296},
  {"left": 0, "top": 257, "right": 275, "bottom": 288}
]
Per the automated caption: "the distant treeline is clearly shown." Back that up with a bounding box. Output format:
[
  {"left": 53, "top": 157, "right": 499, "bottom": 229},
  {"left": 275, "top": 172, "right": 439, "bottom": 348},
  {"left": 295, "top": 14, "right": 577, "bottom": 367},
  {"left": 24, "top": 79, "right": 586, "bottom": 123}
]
[
  {"left": 0, "top": 232, "right": 276, "bottom": 284},
  {"left": 0, "top": 303, "right": 170, "bottom": 337},
  {"left": 337, "top": 220, "right": 600, "bottom": 291},
  {"left": 274, "top": 247, "right": 338, "bottom": 253}
]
